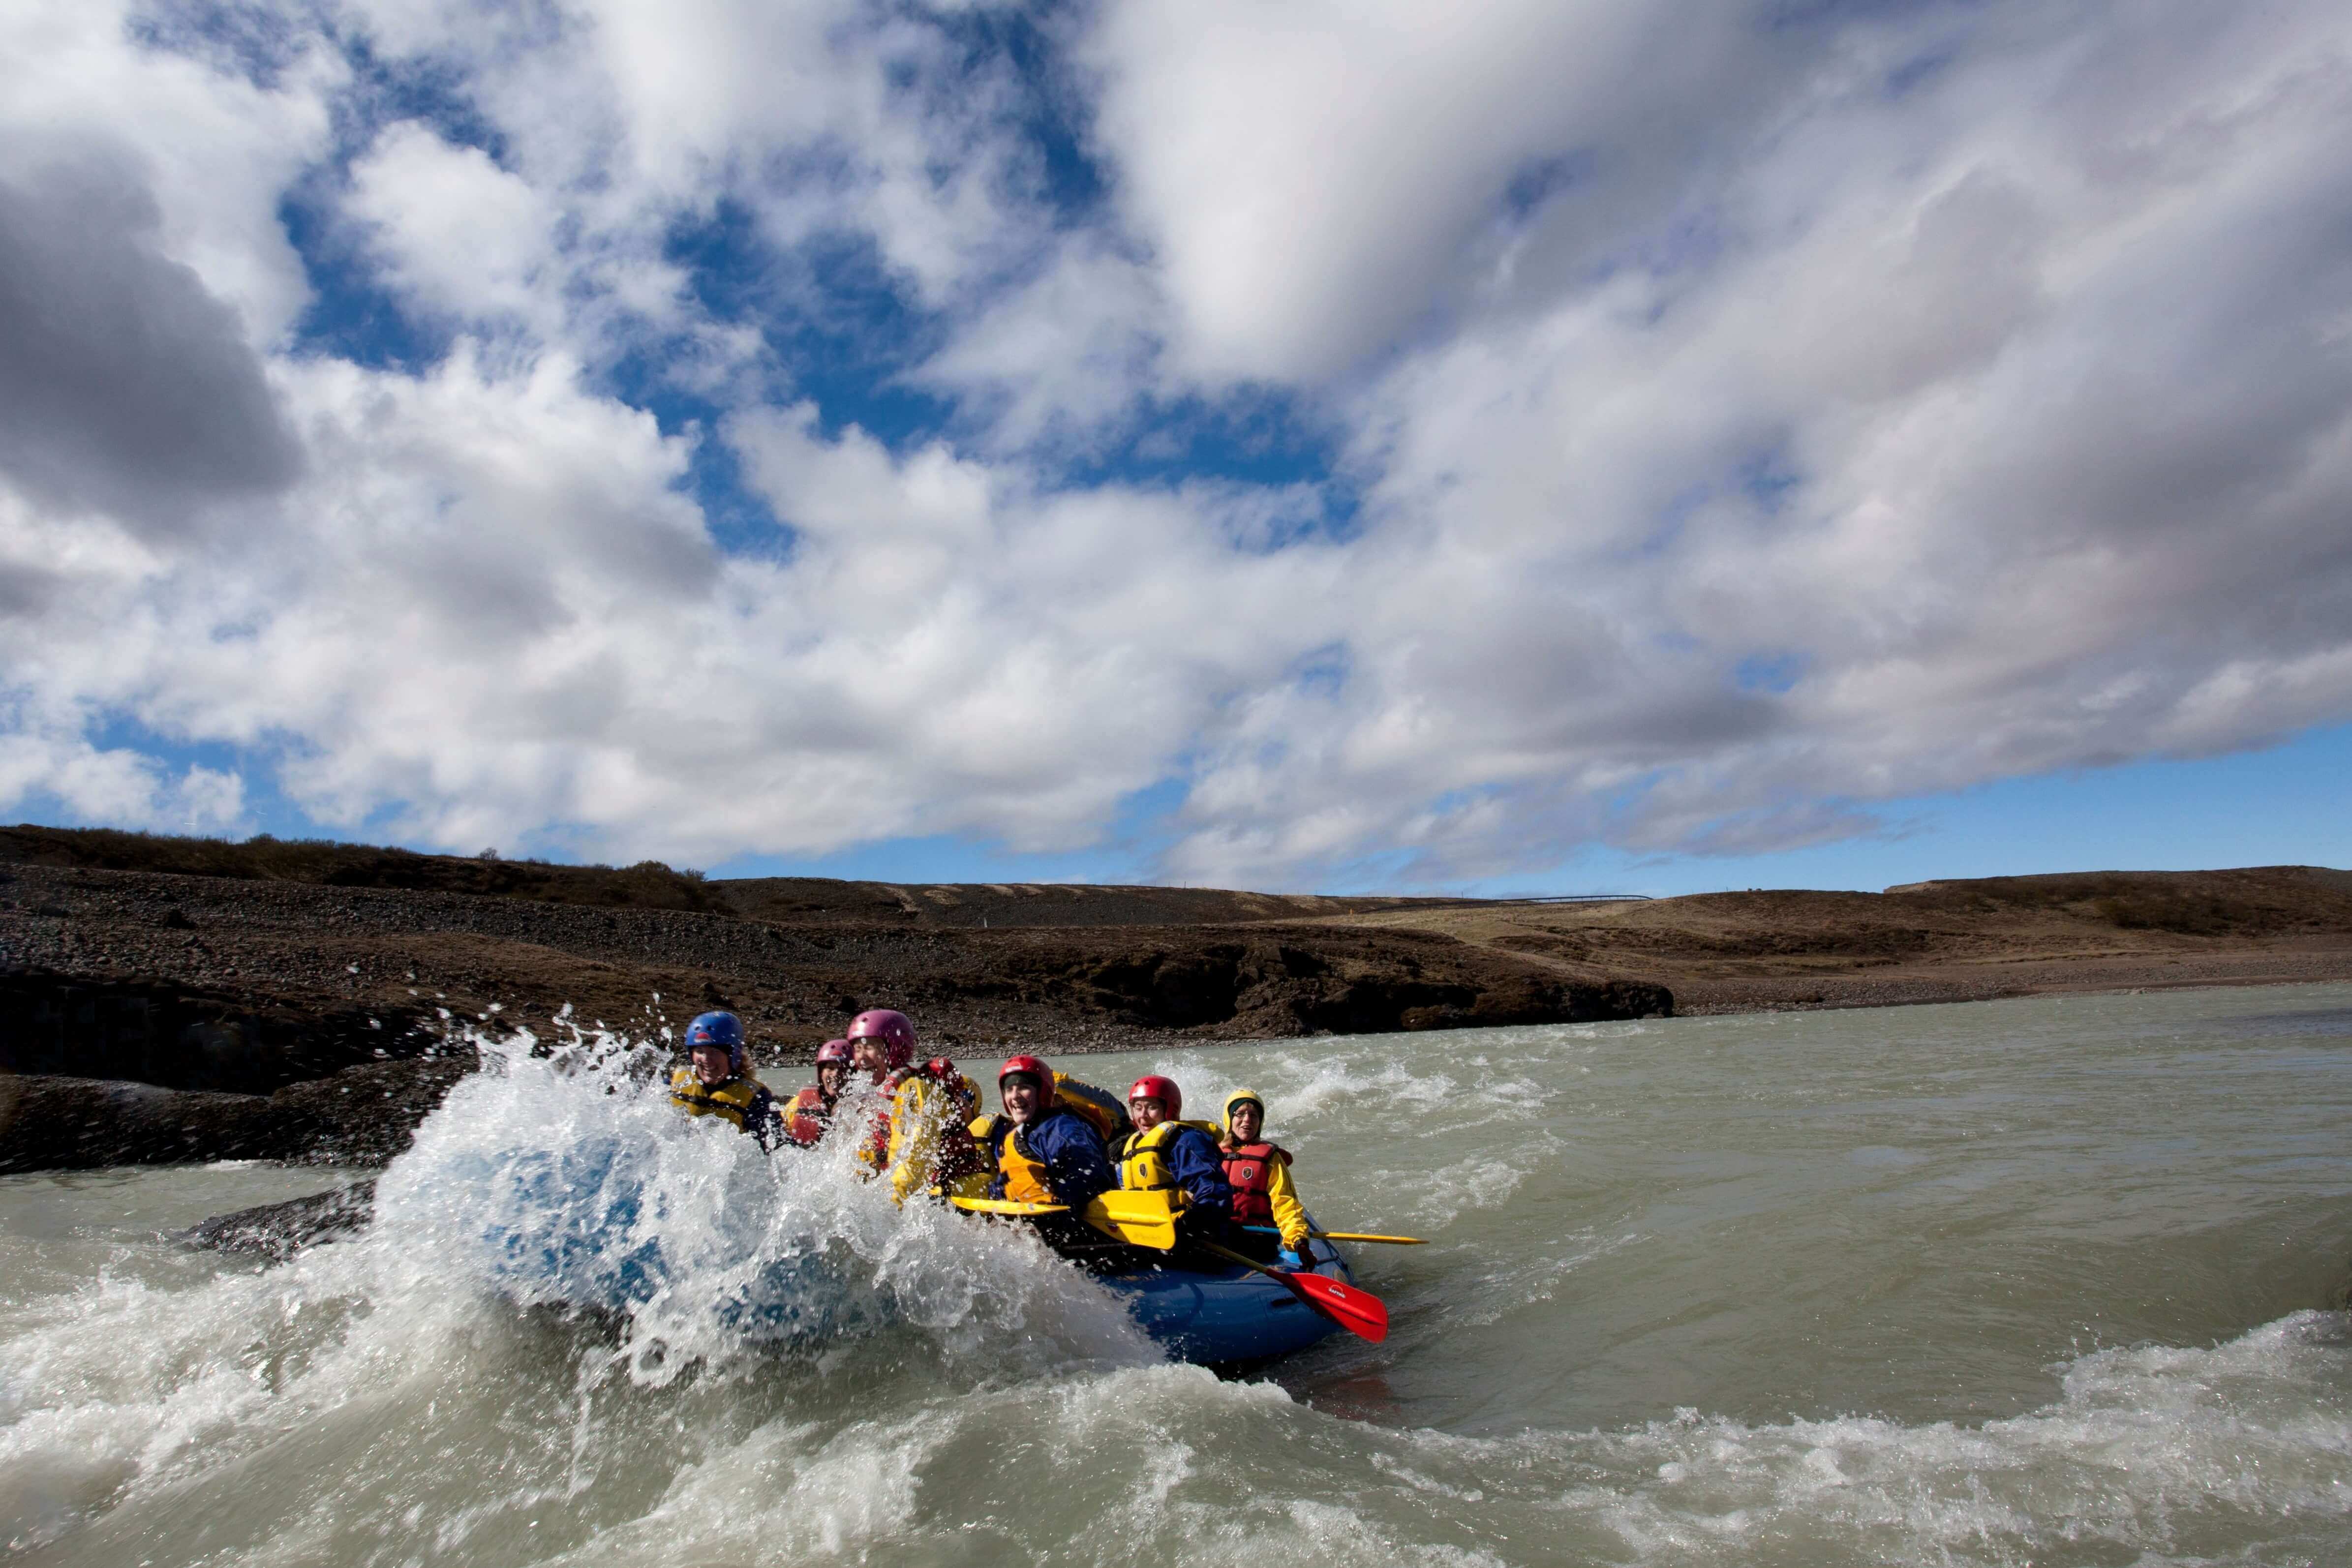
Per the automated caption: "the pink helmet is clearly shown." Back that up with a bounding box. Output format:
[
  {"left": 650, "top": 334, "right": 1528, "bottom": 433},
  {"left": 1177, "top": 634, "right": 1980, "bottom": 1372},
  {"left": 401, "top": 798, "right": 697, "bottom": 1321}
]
[
  {"left": 814, "top": 1039, "right": 853, "bottom": 1067},
  {"left": 846, "top": 1008, "right": 916, "bottom": 1071}
]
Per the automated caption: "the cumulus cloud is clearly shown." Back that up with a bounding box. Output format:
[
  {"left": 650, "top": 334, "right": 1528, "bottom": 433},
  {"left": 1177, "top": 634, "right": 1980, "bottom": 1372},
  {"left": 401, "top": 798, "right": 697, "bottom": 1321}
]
[
  {"left": 347, "top": 122, "right": 564, "bottom": 332},
  {"left": 1, "top": 0, "right": 2350, "bottom": 887},
  {"left": 0, "top": 148, "right": 302, "bottom": 533}
]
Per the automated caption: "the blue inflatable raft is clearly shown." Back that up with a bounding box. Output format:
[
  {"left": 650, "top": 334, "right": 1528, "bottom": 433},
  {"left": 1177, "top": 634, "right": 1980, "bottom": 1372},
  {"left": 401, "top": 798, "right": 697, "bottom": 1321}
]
[{"left": 1099, "top": 1234, "right": 1355, "bottom": 1364}]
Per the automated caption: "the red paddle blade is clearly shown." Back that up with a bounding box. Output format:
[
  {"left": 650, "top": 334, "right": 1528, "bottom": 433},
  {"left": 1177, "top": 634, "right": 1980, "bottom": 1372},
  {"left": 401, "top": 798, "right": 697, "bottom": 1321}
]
[{"left": 1287, "top": 1270, "right": 1389, "bottom": 1343}]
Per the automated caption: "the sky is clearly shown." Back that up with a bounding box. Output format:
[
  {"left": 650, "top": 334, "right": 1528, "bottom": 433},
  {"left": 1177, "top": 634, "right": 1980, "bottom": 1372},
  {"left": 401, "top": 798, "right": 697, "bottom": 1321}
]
[{"left": 3, "top": 1, "right": 2350, "bottom": 899}]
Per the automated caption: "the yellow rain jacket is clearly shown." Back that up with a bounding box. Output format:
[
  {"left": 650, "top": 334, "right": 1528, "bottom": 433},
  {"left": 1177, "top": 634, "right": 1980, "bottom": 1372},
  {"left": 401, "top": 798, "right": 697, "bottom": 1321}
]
[{"left": 885, "top": 1069, "right": 992, "bottom": 1203}]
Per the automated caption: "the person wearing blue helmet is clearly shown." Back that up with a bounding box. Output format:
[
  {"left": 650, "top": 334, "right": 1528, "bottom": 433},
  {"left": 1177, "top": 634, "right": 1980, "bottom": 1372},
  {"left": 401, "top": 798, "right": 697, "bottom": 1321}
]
[{"left": 669, "top": 1010, "right": 784, "bottom": 1150}]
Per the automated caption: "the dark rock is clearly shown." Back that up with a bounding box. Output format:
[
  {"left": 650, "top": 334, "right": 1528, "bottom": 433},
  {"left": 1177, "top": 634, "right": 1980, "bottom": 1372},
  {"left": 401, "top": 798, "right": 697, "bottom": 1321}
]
[
  {"left": 0, "top": 967, "right": 435, "bottom": 1092},
  {"left": 183, "top": 1177, "right": 377, "bottom": 1259},
  {"left": 0, "top": 1053, "right": 475, "bottom": 1173}
]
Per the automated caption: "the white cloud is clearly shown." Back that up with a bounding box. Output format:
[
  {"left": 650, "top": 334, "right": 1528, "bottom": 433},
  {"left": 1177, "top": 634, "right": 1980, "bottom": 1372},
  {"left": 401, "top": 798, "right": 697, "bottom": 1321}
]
[
  {"left": 1082, "top": 0, "right": 1786, "bottom": 384},
  {"left": 2, "top": 0, "right": 2351, "bottom": 889},
  {"left": 0, "top": 0, "right": 335, "bottom": 341},
  {"left": 348, "top": 122, "right": 563, "bottom": 331}
]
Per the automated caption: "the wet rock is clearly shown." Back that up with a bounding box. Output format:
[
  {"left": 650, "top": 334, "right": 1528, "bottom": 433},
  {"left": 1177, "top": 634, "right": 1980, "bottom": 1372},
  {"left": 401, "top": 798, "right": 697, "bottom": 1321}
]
[
  {"left": 0, "top": 1053, "right": 476, "bottom": 1173},
  {"left": 183, "top": 1177, "right": 378, "bottom": 1260},
  {"left": 0, "top": 967, "right": 434, "bottom": 1092}
]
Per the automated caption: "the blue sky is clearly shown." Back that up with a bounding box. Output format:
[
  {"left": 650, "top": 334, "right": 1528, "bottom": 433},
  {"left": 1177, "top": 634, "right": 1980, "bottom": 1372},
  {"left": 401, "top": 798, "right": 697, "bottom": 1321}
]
[{"left": 4, "top": 0, "right": 2351, "bottom": 898}]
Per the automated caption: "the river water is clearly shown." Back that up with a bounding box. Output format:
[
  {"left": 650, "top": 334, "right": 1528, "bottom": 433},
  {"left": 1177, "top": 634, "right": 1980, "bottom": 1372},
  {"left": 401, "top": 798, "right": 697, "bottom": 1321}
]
[{"left": 6, "top": 983, "right": 2352, "bottom": 1566}]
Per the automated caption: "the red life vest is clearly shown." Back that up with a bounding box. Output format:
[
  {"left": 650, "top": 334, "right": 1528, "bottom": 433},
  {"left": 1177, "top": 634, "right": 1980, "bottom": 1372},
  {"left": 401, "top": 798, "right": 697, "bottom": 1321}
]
[
  {"left": 786, "top": 1085, "right": 834, "bottom": 1147},
  {"left": 1221, "top": 1141, "right": 1289, "bottom": 1226}
]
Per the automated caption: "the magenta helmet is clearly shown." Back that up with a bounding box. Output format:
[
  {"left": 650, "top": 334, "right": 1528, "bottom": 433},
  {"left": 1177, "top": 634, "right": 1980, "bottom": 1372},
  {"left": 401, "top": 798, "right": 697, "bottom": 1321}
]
[
  {"left": 845, "top": 1008, "right": 916, "bottom": 1070},
  {"left": 814, "top": 1038, "right": 853, "bottom": 1067}
]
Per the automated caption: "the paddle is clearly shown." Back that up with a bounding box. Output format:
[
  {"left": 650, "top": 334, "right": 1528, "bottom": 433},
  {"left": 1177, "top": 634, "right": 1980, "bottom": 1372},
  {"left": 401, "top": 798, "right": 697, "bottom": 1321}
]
[
  {"left": 1241, "top": 1225, "right": 1428, "bottom": 1246},
  {"left": 947, "top": 1193, "right": 1178, "bottom": 1250},
  {"left": 1195, "top": 1240, "right": 1389, "bottom": 1343}
]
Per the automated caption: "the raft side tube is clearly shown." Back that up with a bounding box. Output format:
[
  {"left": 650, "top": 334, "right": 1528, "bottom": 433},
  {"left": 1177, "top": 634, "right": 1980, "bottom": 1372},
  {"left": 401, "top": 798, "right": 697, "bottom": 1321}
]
[{"left": 1098, "top": 1230, "right": 1354, "bottom": 1364}]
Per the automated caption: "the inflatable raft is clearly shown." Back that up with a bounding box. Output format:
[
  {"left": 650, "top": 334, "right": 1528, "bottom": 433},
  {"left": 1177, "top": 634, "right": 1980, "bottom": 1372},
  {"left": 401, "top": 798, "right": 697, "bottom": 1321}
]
[{"left": 1097, "top": 1233, "right": 1355, "bottom": 1363}]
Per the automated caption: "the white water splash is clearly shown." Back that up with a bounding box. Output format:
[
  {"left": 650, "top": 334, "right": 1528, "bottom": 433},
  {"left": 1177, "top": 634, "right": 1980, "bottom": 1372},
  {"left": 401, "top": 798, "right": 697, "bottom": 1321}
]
[{"left": 374, "top": 1025, "right": 1156, "bottom": 1380}]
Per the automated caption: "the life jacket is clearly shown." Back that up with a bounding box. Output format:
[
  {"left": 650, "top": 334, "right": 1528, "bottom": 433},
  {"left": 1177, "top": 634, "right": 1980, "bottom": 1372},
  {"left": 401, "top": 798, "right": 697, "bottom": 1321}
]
[
  {"left": 1052, "top": 1072, "right": 1132, "bottom": 1145},
  {"left": 670, "top": 1067, "right": 769, "bottom": 1133},
  {"left": 1221, "top": 1140, "right": 1291, "bottom": 1227},
  {"left": 785, "top": 1085, "right": 834, "bottom": 1147},
  {"left": 976, "top": 1105, "right": 1114, "bottom": 1205},
  {"left": 1114, "top": 1120, "right": 1220, "bottom": 1194}
]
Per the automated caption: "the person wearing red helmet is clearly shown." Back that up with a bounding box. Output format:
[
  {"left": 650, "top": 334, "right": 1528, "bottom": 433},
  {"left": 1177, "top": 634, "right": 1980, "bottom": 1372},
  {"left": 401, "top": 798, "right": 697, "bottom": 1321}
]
[
  {"left": 1114, "top": 1075, "right": 1232, "bottom": 1234},
  {"left": 974, "top": 1054, "right": 1115, "bottom": 1211},
  {"left": 784, "top": 1039, "right": 854, "bottom": 1147},
  {"left": 843, "top": 1008, "right": 919, "bottom": 1176},
  {"left": 883, "top": 1055, "right": 992, "bottom": 1204}
]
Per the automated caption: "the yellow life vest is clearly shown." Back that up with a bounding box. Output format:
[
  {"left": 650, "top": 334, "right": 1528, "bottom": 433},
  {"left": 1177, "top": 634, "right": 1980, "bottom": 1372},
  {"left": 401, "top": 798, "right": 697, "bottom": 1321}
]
[
  {"left": 1113, "top": 1119, "right": 1218, "bottom": 1192},
  {"left": 1050, "top": 1072, "right": 1130, "bottom": 1143},
  {"left": 983, "top": 1115, "right": 1057, "bottom": 1204},
  {"left": 669, "top": 1066, "right": 765, "bottom": 1131}
]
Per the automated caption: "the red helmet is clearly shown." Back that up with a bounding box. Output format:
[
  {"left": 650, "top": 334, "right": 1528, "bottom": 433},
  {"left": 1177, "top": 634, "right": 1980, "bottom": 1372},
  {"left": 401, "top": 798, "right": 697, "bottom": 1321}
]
[
  {"left": 1128, "top": 1074, "right": 1181, "bottom": 1119},
  {"left": 916, "top": 1055, "right": 958, "bottom": 1080},
  {"left": 814, "top": 1039, "right": 853, "bottom": 1066},
  {"left": 998, "top": 1053, "right": 1051, "bottom": 1090},
  {"left": 846, "top": 1009, "right": 916, "bottom": 1070}
]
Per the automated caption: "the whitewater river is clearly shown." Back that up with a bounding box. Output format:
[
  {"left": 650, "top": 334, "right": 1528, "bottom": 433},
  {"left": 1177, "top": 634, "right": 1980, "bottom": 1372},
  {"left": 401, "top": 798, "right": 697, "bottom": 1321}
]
[{"left": 6, "top": 982, "right": 2352, "bottom": 1566}]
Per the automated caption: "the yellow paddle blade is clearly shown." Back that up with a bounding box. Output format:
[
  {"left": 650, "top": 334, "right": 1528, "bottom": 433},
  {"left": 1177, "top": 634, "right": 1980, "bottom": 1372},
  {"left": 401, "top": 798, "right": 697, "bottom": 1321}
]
[
  {"left": 1090, "top": 1188, "right": 1182, "bottom": 1225},
  {"left": 949, "top": 1190, "right": 1179, "bottom": 1248},
  {"left": 1080, "top": 1192, "right": 1179, "bottom": 1250},
  {"left": 1313, "top": 1231, "right": 1427, "bottom": 1246}
]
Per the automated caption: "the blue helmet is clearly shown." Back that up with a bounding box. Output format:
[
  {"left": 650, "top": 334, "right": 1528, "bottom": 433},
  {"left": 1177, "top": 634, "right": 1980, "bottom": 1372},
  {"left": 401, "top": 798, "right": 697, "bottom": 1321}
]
[{"left": 684, "top": 1011, "right": 746, "bottom": 1072}]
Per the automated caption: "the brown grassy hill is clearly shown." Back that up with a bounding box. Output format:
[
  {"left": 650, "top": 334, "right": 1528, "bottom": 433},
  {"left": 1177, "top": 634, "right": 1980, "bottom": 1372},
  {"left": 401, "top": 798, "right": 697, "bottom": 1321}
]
[
  {"left": 1314, "top": 866, "right": 2352, "bottom": 1012},
  {"left": 0, "top": 824, "right": 1471, "bottom": 929}
]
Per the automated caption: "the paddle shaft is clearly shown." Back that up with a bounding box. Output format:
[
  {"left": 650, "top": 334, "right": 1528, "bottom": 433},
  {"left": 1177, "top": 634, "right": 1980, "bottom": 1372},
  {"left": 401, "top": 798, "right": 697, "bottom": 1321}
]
[{"left": 1240, "top": 1225, "right": 1428, "bottom": 1246}]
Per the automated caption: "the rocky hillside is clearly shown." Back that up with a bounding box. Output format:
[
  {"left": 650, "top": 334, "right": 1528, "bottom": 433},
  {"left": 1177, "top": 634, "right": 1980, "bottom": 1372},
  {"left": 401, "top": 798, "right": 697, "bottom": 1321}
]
[
  {"left": 1314, "top": 865, "right": 2352, "bottom": 1012},
  {"left": 0, "top": 828, "right": 1671, "bottom": 1169}
]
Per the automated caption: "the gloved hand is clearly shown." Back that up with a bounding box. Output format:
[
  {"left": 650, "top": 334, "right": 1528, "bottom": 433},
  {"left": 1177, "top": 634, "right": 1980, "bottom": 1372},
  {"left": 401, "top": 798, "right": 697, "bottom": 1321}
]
[{"left": 1277, "top": 1246, "right": 1308, "bottom": 1270}]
